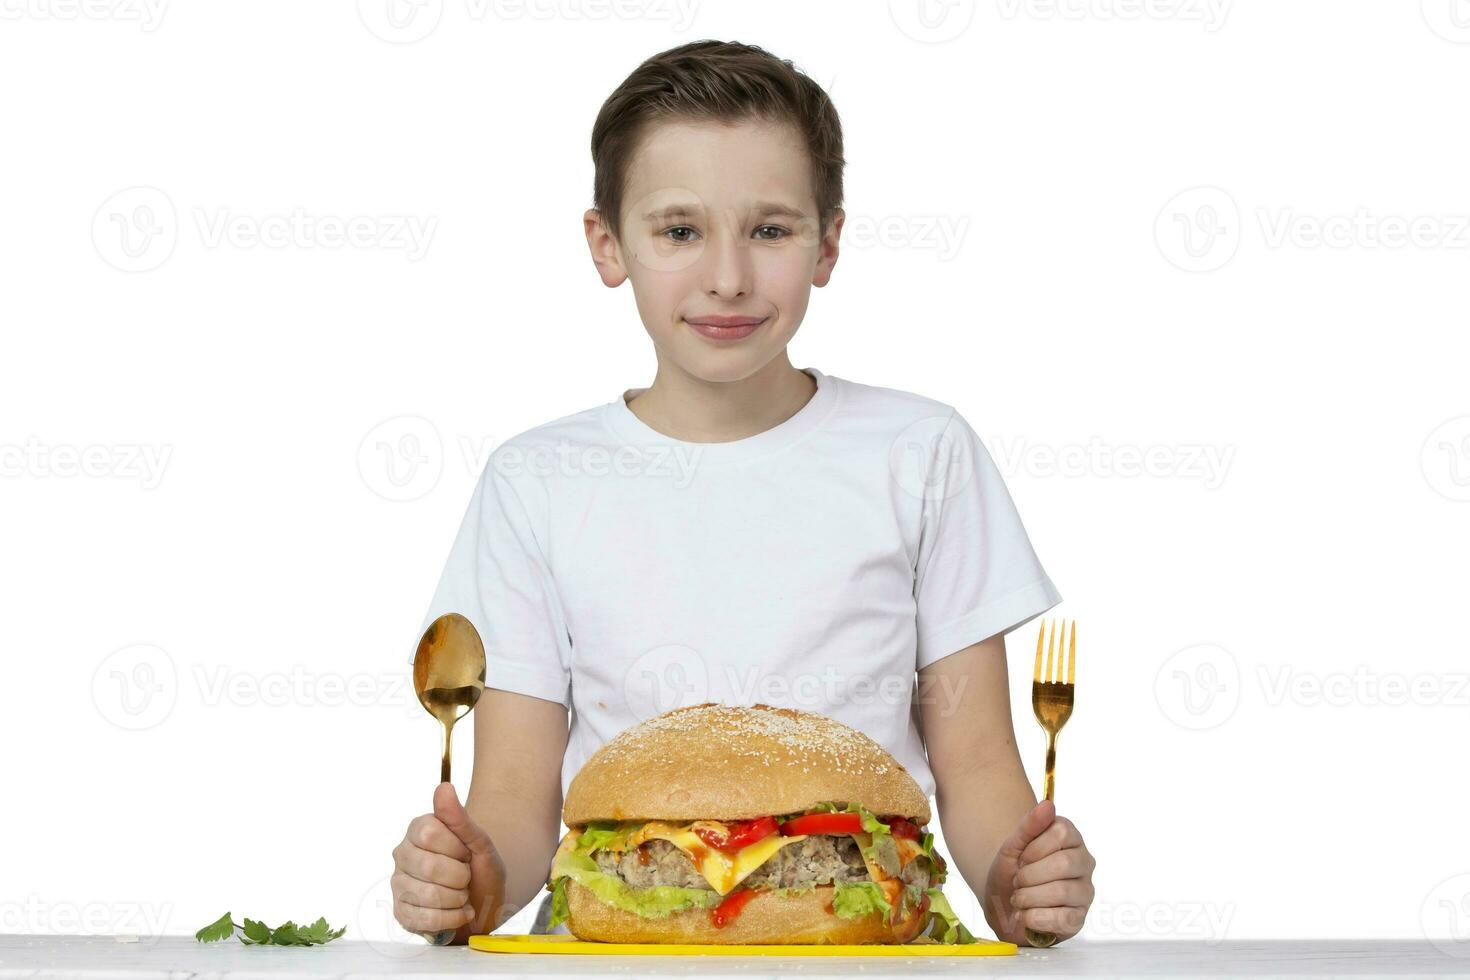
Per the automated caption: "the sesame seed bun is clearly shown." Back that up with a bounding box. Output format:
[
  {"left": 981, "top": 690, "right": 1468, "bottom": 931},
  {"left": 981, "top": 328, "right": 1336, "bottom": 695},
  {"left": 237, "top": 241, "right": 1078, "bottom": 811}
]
[{"left": 561, "top": 702, "right": 931, "bottom": 826}]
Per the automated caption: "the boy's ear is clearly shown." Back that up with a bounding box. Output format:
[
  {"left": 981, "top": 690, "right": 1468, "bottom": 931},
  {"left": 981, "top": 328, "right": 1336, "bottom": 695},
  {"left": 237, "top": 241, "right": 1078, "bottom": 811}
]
[
  {"left": 584, "top": 208, "right": 628, "bottom": 287},
  {"left": 811, "top": 207, "right": 845, "bottom": 288}
]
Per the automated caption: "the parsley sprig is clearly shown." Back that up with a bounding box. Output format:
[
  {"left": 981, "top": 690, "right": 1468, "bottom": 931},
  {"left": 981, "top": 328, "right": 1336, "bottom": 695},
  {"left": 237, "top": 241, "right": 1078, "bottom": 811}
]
[{"left": 195, "top": 911, "right": 346, "bottom": 946}]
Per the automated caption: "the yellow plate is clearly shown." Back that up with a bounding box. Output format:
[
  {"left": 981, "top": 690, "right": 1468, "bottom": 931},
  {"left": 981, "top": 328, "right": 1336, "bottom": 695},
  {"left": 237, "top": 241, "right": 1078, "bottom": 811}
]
[{"left": 470, "top": 934, "right": 1016, "bottom": 956}]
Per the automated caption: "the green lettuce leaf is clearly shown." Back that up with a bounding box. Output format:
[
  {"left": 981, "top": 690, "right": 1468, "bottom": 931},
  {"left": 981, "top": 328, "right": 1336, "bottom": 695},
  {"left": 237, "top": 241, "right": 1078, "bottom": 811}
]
[
  {"left": 550, "top": 849, "right": 723, "bottom": 921},
  {"left": 547, "top": 875, "right": 570, "bottom": 929},
  {"left": 920, "top": 887, "right": 978, "bottom": 944},
  {"left": 830, "top": 881, "right": 893, "bottom": 921},
  {"left": 573, "top": 820, "right": 638, "bottom": 855}
]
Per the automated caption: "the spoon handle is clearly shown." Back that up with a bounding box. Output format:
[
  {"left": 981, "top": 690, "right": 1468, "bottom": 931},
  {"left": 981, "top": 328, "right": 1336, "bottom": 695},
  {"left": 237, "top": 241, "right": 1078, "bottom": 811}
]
[
  {"left": 440, "top": 719, "right": 453, "bottom": 784},
  {"left": 420, "top": 722, "right": 455, "bottom": 943}
]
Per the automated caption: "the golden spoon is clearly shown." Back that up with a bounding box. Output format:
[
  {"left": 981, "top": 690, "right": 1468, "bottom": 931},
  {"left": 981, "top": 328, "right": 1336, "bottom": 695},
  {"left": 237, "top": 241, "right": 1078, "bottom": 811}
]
[{"left": 411, "top": 612, "right": 486, "bottom": 944}]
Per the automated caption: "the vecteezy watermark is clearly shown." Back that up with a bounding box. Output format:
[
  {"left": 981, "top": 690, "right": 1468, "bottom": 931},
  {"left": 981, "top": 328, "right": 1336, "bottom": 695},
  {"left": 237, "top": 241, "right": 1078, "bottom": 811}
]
[
  {"left": 1155, "top": 186, "right": 1241, "bottom": 273},
  {"left": 727, "top": 665, "right": 971, "bottom": 718},
  {"left": 1157, "top": 650, "right": 1470, "bottom": 729},
  {"left": 93, "top": 644, "right": 427, "bottom": 730},
  {"left": 0, "top": 896, "right": 173, "bottom": 938},
  {"left": 620, "top": 649, "right": 971, "bottom": 723},
  {"left": 1158, "top": 186, "right": 1470, "bottom": 272},
  {"left": 92, "top": 186, "right": 177, "bottom": 273},
  {"left": 1423, "top": 873, "right": 1470, "bottom": 958},
  {"left": 623, "top": 644, "right": 711, "bottom": 721},
  {"left": 1257, "top": 208, "right": 1470, "bottom": 251},
  {"left": 358, "top": 415, "right": 707, "bottom": 503},
  {"left": 358, "top": 415, "right": 444, "bottom": 503},
  {"left": 492, "top": 441, "right": 703, "bottom": 489},
  {"left": 0, "top": 0, "right": 168, "bottom": 30},
  {"left": 357, "top": 0, "right": 697, "bottom": 43},
  {"left": 357, "top": 0, "right": 444, "bottom": 43},
  {"left": 1084, "top": 898, "right": 1235, "bottom": 942},
  {"left": 889, "top": 0, "right": 977, "bottom": 43},
  {"left": 1421, "top": 0, "right": 1470, "bottom": 43},
  {"left": 193, "top": 208, "right": 436, "bottom": 260},
  {"left": 92, "top": 644, "right": 179, "bottom": 731},
  {"left": 1154, "top": 643, "right": 1240, "bottom": 731},
  {"left": 889, "top": 415, "right": 978, "bottom": 503},
  {"left": 989, "top": 435, "right": 1234, "bottom": 489},
  {"left": 192, "top": 664, "right": 416, "bottom": 710},
  {"left": 356, "top": 873, "right": 433, "bottom": 959},
  {"left": 92, "top": 187, "right": 437, "bottom": 271},
  {"left": 1421, "top": 416, "right": 1470, "bottom": 503},
  {"left": 838, "top": 213, "right": 971, "bottom": 262},
  {"left": 1257, "top": 665, "right": 1470, "bottom": 708},
  {"left": 0, "top": 438, "right": 172, "bottom": 488},
  {"left": 995, "top": 0, "right": 1230, "bottom": 30}
]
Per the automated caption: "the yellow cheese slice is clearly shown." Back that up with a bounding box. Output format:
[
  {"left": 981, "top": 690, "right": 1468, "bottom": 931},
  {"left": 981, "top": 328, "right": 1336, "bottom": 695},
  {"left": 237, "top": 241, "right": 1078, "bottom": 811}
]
[
  {"left": 627, "top": 822, "right": 809, "bottom": 895},
  {"left": 895, "top": 835, "right": 924, "bottom": 869}
]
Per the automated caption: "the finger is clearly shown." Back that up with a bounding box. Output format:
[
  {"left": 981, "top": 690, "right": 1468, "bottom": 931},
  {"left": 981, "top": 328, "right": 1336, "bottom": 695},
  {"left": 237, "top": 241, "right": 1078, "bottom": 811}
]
[
  {"left": 996, "top": 799, "right": 1057, "bottom": 866},
  {"left": 392, "top": 871, "right": 470, "bottom": 910},
  {"left": 433, "top": 782, "right": 495, "bottom": 858},
  {"left": 395, "top": 900, "right": 473, "bottom": 935},
  {"left": 1011, "top": 877, "right": 1093, "bottom": 911},
  {"left": 1022, "top": 904, "right": 1086, "bottom": 938},
  {"left": 1015, "top": 846, "right": 1094, "bottom": 888},
  {"left": 407, "top": 814, "right": 471, "bottom": 862},
  {"left": 1019, "top": 816, "right": 1083, "bottom": 866},
  {"left": 399, "top": 846, "right": 473, "bottom": 890}
]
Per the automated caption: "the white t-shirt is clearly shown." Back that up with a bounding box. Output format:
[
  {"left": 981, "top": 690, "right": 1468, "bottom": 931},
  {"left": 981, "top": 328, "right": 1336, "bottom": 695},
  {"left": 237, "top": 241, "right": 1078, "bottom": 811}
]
[{"left": 419, "top": 367, "right": 1061, "bottom": 804}]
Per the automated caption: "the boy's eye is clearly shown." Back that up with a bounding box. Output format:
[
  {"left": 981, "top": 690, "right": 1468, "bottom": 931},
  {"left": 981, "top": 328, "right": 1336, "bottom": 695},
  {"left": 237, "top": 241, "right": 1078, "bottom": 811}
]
[{"left": 658, "top": 224, "right": 791, "bottom": 245}]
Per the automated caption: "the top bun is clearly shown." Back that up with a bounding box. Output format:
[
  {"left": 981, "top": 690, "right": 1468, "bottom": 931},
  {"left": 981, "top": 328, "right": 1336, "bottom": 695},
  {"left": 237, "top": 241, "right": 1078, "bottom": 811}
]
[{"left": 562, "top": 703, "right": 931, "bottom": 825}]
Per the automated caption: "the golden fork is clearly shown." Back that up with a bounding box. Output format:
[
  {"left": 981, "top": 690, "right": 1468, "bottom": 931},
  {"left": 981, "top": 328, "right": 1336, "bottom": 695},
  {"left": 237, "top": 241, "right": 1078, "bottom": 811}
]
[{"left": 1025, "top": 617, "right": 1076, "bottom": 949}]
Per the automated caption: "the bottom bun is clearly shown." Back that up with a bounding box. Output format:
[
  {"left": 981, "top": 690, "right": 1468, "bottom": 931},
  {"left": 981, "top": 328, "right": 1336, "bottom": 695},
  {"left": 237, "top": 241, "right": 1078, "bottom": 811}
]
[{"left": 564, "top": 879, "right": 927, "bottom": 945}]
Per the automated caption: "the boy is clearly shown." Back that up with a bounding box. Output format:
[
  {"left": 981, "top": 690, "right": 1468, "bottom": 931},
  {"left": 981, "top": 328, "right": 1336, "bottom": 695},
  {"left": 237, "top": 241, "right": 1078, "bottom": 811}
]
[{"left": 389, "top": 39, "right": 1095, "bottom": 946}]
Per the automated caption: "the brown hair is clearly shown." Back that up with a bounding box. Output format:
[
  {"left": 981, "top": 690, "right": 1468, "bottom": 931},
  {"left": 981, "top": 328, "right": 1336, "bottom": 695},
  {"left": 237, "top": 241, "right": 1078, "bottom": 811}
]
[{"left": 590, "top": 39, "right": 844, "bottom": 246}]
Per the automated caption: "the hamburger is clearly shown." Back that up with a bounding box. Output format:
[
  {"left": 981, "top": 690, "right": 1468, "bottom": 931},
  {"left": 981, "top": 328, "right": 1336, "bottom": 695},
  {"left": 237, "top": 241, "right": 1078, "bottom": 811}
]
[{"left": 544, "top": 702, "right": 978, "bottom": 944}]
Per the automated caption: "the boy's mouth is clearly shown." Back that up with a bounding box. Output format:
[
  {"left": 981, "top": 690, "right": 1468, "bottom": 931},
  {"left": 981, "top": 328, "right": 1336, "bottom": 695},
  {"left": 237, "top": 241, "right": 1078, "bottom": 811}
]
[{"left": 684, "top": 315, "right": 768, "bottom": 342}]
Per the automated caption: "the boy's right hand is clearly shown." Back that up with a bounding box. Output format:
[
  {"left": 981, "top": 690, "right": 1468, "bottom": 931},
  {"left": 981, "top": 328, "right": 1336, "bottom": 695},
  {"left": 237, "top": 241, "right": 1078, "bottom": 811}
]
[{"left": 391, "top": 782, "right": 506, "bottom": 943}]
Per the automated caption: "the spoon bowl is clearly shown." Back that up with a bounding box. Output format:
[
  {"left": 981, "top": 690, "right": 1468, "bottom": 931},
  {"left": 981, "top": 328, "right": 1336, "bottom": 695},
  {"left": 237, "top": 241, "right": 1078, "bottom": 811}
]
[{"left": 411, "top": 612, "right": 486, "bottom": 944}]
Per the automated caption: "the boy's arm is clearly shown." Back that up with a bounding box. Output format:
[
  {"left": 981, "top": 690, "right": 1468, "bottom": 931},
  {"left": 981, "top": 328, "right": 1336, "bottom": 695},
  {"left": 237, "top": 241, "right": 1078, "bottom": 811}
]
[
  {"left": 452, "top": 689, "right": 570, "bottom": 943},
  {"left": 917, "top": 633, "right": 1038, "bottom": 940}
]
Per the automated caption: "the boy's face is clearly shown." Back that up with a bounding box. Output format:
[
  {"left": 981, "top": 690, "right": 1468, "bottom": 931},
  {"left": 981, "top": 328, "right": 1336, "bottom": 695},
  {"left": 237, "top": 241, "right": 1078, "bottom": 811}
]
[{"left": 585, "top": 117, "right": 843, "bottom": 385}]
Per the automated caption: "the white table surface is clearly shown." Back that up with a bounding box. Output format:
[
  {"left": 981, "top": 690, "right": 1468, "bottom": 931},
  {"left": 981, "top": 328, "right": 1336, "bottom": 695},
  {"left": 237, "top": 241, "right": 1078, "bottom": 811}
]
[{"left": 3, "top": 936, "right": 1469, "bottom": 978}]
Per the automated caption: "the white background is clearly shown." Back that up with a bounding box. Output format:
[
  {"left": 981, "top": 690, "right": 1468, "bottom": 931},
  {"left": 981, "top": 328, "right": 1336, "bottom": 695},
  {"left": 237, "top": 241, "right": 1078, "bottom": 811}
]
[{"left": 3, "top": 0, "right": 1469, "bottom": 956}]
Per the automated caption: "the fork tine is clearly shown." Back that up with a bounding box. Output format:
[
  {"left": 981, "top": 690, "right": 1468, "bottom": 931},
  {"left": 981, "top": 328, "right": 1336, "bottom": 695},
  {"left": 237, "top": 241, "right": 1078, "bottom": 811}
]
[
  {"left": 1045, "top": 618, "right": 1057, "bottom": 683},
  {"left": 1067, "top": 620, "right": 1076, "bottom": 685},
  {"left": 1034, "top": 620, "right": 1045, "bottom": 683}
]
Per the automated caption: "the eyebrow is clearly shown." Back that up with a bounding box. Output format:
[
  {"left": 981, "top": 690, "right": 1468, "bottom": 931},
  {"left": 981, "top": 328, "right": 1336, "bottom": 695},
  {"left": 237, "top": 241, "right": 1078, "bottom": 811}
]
[{"left": 642, "top": 200, "right": 809, "bottom": 221}]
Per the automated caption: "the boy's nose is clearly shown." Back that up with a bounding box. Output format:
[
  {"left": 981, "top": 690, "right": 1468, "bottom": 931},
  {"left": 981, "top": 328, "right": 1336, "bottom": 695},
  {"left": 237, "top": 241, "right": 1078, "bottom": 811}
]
[{"left": 701, "top": 228, "right": 753, "bottom": 299}]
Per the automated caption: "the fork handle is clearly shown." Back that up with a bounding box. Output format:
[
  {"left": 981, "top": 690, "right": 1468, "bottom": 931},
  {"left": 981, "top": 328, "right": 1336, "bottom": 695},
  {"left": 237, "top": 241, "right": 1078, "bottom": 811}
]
[{"left": 1026, "top": 734, "right": 1060, "bottom": 947}]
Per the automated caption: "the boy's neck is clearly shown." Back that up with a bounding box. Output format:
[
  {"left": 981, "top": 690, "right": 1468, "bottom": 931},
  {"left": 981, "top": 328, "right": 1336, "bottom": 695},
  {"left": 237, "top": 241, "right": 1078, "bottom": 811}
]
[{"left": 626, "top": 354, "right": 817, "bottom": 444}]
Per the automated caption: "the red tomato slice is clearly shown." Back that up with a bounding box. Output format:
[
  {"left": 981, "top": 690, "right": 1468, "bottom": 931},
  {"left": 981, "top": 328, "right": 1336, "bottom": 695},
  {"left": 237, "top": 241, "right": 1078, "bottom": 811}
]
[
  {"left": 694, "top": 816, "right": 780, "bottom": 854},
  {"left": 725, "top": 816, "right": 779, "bottom": 851},
  {"left": 778, "top": 812, "right": 864, "bottom": 836}
]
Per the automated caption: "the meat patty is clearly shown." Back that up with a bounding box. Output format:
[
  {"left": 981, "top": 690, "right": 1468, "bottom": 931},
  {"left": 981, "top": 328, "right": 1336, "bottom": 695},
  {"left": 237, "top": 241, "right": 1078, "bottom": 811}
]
[
  {"left": 592, "top": 833, "right": 932, "bottom": 892},
  {"left": 596, "top": 838, "right": 712, "bottom": 890}
]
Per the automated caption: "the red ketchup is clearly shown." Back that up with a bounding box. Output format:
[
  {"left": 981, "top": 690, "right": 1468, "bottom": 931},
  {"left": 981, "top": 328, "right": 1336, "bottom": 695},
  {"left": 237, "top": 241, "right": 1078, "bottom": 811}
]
[{"left": 710, "top": 889, "right": 757, "bottom": 928}]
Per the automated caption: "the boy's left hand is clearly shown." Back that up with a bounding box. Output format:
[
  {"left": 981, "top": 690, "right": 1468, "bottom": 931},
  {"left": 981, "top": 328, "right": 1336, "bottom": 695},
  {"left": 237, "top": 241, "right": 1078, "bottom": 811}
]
[{"left": 984, "top": 798, "right": 1095, "bottom": 946}]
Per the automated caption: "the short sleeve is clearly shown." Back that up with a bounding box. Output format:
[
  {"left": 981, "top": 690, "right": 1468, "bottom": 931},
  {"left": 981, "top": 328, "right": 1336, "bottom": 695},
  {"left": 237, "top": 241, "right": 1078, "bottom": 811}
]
[
  {"left": 912, "top": 409, "right": 1062, "bottom": 669},
  {"left": 418, "top": 454, "right": 572, "bottom": 707}
]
